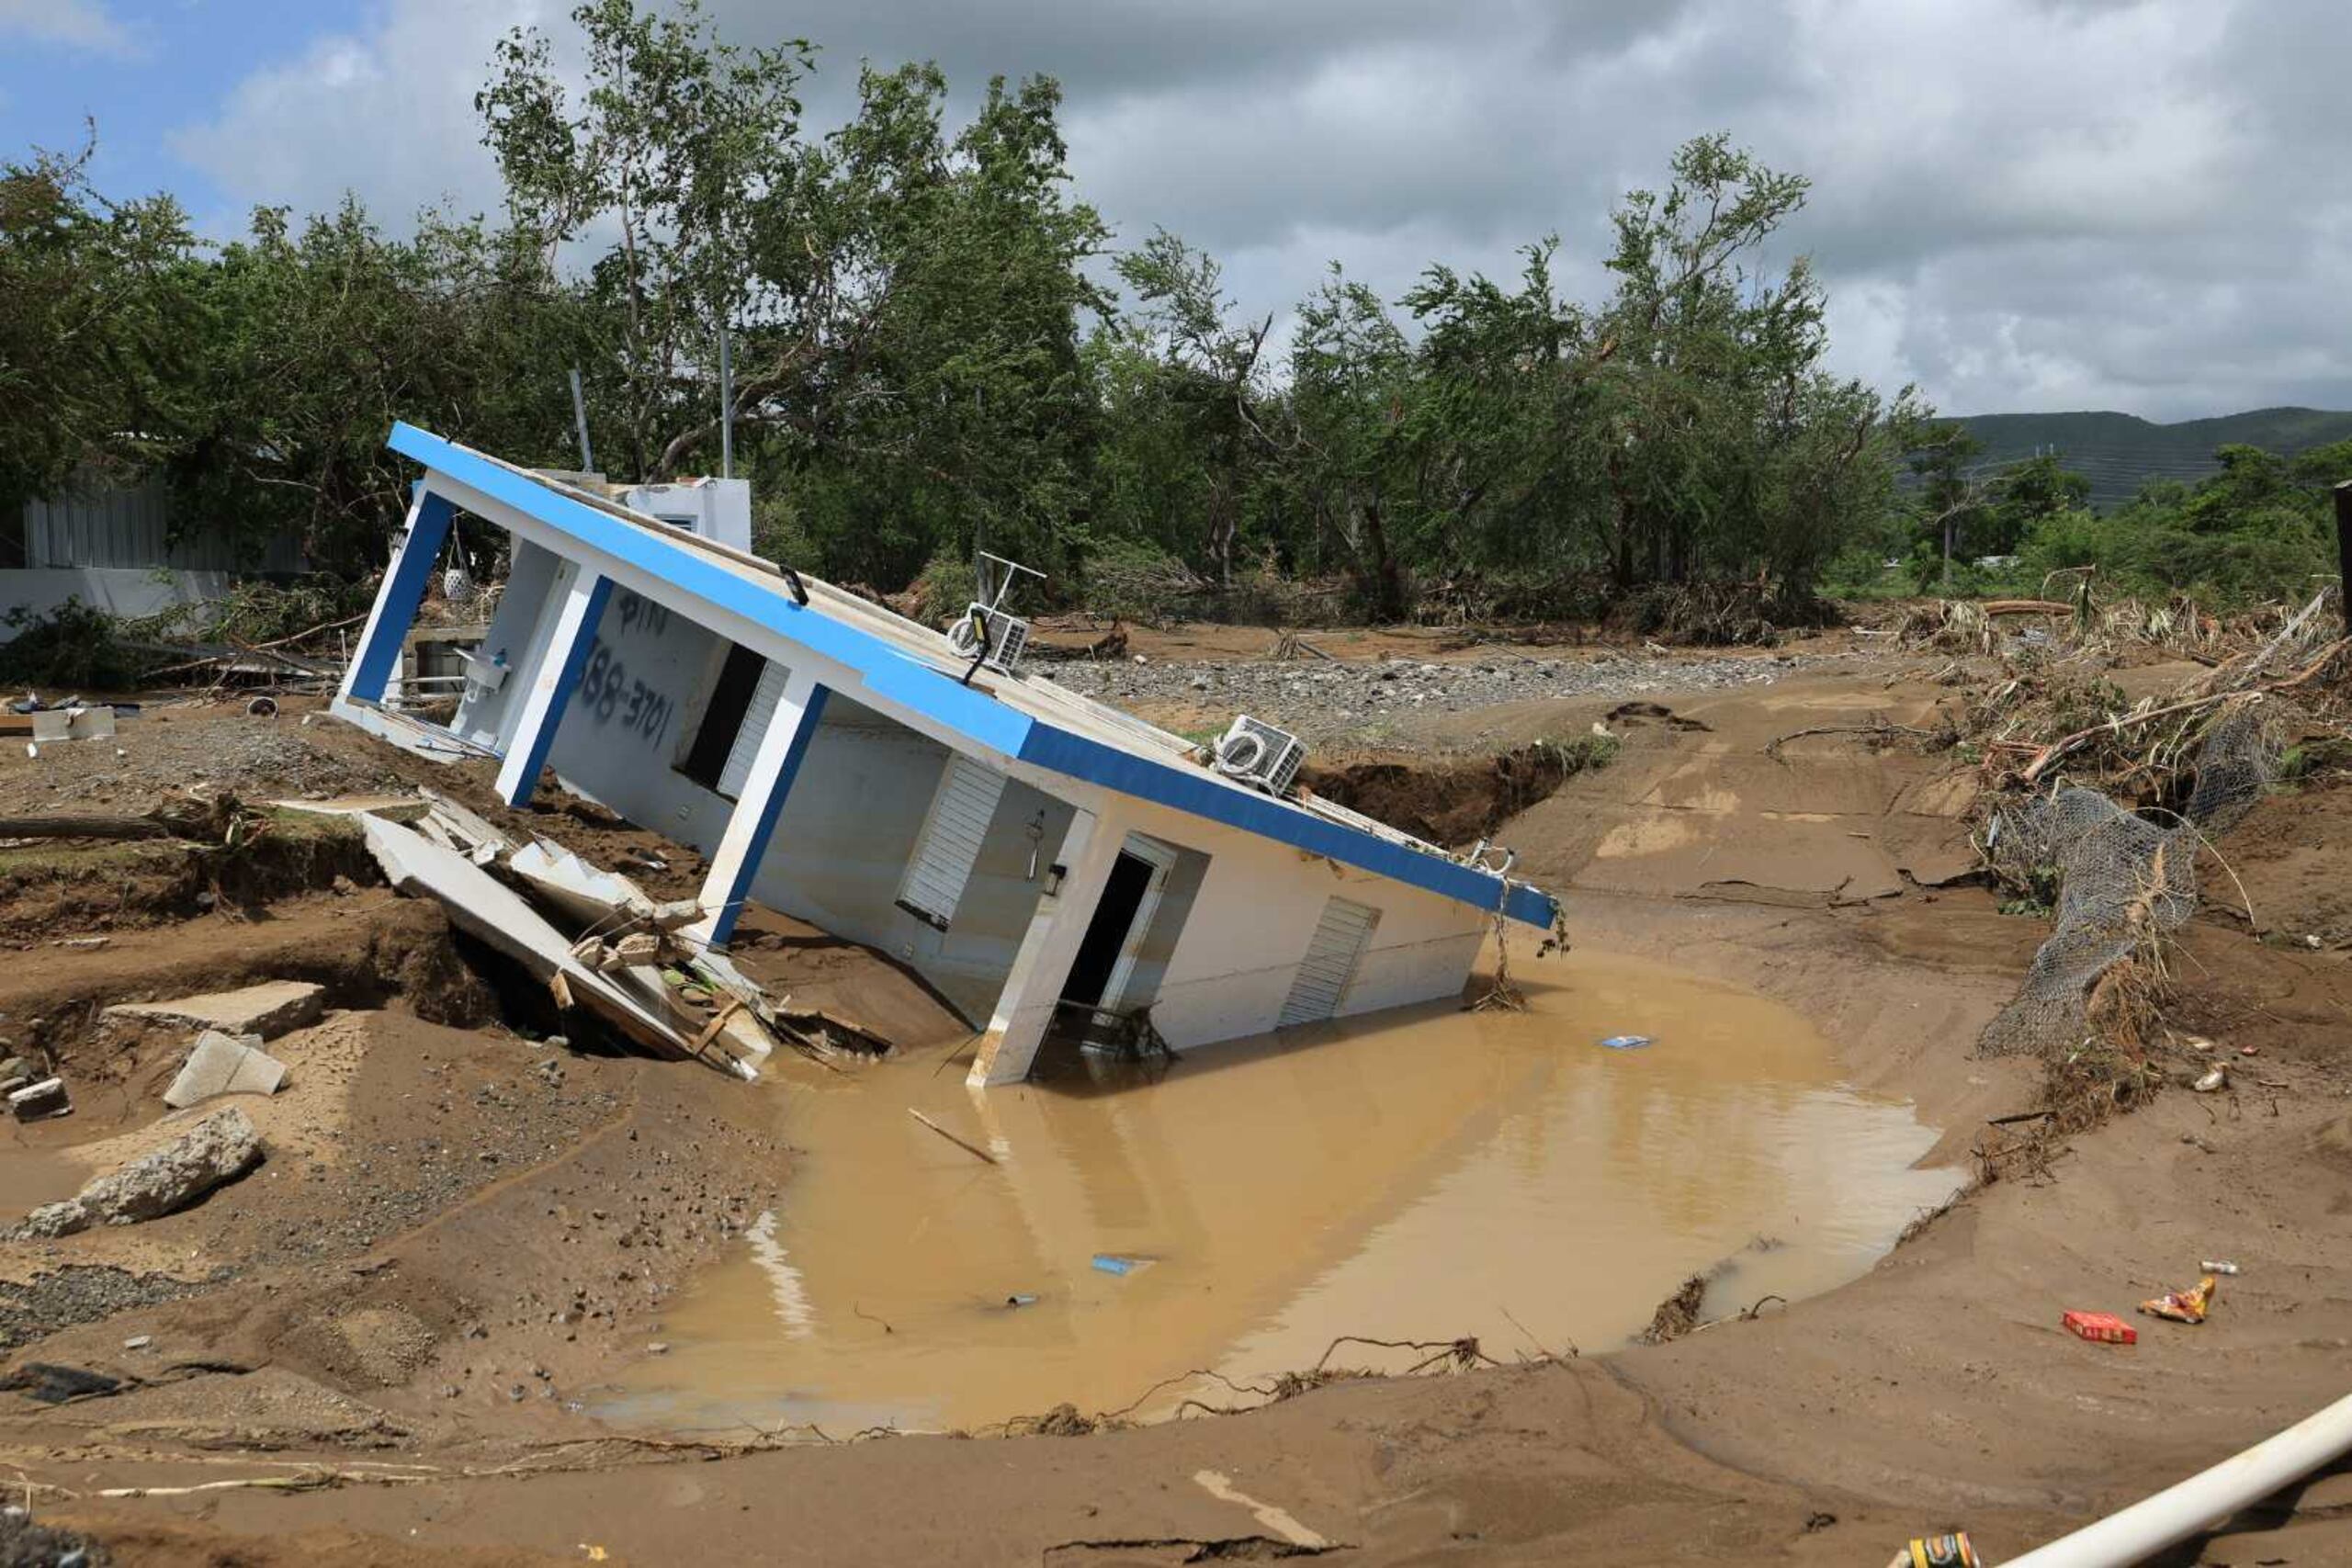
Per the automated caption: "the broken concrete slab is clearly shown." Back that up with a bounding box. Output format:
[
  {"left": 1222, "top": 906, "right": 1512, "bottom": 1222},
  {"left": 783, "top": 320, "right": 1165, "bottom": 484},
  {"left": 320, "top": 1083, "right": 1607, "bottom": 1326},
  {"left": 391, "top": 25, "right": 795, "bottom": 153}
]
[
  {"left": 106, "top": 981, "right": 325, "bottom": 1041},
  {"left": 511, "top": 839, "right": 698, "bottom": 933},
  {"left": 10, "top": 1106, "right": 263, "bottom": 1239},
  {"left": 267, "top": 795, "right": 433, "bottom": 824},
  {"left": 361, "top": 816, "right": 712, "bottom": 1068},
  {"left": 162, "top": 1030, "right": 289, "bottom": 1110},
  {"left": 416, "top": 786, "right": 516, "bottom": 863}
]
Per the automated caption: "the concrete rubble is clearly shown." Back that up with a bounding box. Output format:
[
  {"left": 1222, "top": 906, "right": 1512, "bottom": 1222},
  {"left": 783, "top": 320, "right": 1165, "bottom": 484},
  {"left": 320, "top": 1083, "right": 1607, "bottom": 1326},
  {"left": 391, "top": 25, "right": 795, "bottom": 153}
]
[
  {"left": 360, "top": 815, "right": 759, "bottom": 1077},
  {"left": 7, "top": 1076, "right": 70, "bottom": 1122},
  {"left": 106, "top": 980, "right": 325, "bottom": 1041},
  {"left": 9, "top": 1106, "right": 264, "bottom": 1240},
  {"left": 162, "top": 1030, "right": 290, "bottom": 1110}
]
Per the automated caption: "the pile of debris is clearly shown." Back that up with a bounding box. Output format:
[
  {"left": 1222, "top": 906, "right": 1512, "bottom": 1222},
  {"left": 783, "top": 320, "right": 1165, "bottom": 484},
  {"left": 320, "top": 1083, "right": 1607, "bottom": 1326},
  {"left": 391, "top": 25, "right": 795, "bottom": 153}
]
[
  {"left": 351, "top": 791, "right": 889, "bottom": 1078},
  {"left": 1959, "top": 590, "right": 2349, "bottom": 1111}
]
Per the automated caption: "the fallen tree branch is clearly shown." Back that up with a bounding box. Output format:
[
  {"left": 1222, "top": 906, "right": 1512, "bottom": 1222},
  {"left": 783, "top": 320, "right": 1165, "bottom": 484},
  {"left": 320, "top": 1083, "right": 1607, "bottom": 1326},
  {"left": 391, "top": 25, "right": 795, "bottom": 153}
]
[
  {"left": 0, "top": 796, "right": 244, "bottom": 843},
  {"left": 908, "top": 1108, "right": 998, "bottom": 1166}
]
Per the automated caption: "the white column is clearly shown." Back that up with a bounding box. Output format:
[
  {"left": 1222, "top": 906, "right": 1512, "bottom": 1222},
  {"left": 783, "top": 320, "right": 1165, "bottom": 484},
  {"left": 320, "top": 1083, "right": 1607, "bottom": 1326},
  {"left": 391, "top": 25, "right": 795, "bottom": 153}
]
[
  {"left": 684, "top": 668, "right": 827, "bottom": 948},
  {"left": 493, "top": 559, "right": 611, "bottom": 807},
  {"left": 967, "top": 807, "right": 1125, "bottom": 1089}
]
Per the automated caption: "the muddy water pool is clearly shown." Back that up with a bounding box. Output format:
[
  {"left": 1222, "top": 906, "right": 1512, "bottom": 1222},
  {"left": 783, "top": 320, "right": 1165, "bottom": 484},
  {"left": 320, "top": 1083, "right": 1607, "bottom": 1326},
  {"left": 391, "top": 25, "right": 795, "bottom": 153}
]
[{"left": 599, "top": 948, "right": 1958, "bottom": 1434}]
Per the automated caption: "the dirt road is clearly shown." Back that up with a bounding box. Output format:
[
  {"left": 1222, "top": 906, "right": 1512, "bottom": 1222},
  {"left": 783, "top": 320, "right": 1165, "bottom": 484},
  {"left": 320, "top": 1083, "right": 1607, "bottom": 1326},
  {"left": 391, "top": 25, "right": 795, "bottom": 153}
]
[{"left": 3, "top": 639, "right": 2349, "bottom": 1565}]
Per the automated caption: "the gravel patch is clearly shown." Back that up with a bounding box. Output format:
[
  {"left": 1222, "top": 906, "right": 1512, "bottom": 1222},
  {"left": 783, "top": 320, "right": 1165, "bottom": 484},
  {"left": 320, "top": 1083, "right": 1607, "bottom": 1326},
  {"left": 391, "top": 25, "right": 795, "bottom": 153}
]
[
  {"left": 1048, "top": 649, "right": 1844, "bottom": 749},
  {"left": 0, "top": 1265, "right": 219, "bottom": 1352}
]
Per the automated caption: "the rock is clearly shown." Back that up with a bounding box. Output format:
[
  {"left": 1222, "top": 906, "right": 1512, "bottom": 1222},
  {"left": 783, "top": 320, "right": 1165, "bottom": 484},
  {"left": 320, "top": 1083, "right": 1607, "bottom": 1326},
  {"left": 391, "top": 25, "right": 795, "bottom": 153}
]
[
  {"left": 105, "top": 980, "right": 325, "bottom": 1041},
  {"left": 0, "top": 1362, "right": 122, "bottom": 1404},
  {"left": 9, "top": 1107, "right": 264, "bottom": 1239},
  {"left": 162, "top": 1031, "right": 288, "bottom": 1110},
  {"left": 7, "top": 1077, "right": 70, "bottom": 1122},
  {"left": 121, "top": 1335, "right": 152, "bottom": 1350}
]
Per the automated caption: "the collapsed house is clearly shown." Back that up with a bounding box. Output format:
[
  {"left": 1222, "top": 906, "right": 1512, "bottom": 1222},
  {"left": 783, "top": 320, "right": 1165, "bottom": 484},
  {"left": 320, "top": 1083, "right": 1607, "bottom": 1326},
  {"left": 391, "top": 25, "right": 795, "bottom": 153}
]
[{"left": 333, "top": 423, "right": 1557, "bottom": 1087}]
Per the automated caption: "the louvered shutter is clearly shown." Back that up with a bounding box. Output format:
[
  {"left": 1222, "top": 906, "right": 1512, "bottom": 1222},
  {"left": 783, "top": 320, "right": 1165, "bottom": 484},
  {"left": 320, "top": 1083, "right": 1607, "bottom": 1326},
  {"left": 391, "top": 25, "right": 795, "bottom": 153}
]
[
  {"left": 716, "top": 659, "right": 793, "bottom": 799},
  {"left": 898, "top": 756, "right": 1008, "bottom": 928},
  {"left": 1278, "top": 897, "right": 1381, "bottom": 1026}
]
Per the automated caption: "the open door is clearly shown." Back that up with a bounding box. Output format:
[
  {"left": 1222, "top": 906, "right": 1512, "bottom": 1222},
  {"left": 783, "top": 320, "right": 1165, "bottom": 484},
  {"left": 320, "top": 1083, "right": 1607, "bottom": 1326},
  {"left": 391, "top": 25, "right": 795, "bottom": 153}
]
[{"left": 1058, "top": 834, "right": 1178, "bottom": 1013}]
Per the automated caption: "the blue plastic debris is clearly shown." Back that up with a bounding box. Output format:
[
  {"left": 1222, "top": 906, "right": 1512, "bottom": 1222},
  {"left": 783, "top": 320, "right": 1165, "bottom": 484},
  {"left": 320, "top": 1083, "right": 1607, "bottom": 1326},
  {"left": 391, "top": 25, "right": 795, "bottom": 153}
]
[
  {"left": 1598, "top": 1034, "right": 1655, "bottom": 1051},
  {"left": 1091, "top": 1254, "right": 1151, "bottom": 1276}
]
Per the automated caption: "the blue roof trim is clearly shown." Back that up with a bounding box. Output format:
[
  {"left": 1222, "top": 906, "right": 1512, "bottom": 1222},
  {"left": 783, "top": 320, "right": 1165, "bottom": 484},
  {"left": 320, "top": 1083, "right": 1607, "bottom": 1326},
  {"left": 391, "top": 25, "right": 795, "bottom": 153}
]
[
  {"left": 385, "top": 422, "right": 1555, "bottom": 929},
  {"left": 1019, "top": 724, "right": 1557, "bottom": 929},
  {"left": 386, "top": 423, "right": 1032, "bottom": 758}
]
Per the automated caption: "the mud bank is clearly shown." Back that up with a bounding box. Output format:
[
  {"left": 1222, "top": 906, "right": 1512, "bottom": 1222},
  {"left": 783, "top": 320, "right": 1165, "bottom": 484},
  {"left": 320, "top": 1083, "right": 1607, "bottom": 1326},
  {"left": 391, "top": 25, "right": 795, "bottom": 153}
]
[{"left": 6, "top": 660, "right": 2351, "bottom": 1566}]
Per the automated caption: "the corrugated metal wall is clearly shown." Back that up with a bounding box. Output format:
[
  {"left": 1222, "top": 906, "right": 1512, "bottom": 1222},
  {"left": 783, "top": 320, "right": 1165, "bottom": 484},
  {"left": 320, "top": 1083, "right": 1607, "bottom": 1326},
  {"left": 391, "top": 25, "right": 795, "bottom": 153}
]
[{"left": 18, "top": 477, "right": 306, "bottom": 574}]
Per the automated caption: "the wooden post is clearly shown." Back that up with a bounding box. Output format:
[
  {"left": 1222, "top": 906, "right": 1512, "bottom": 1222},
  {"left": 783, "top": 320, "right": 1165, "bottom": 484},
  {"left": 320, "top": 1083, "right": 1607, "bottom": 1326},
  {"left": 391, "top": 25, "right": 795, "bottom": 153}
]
[{"left": 2335, "top": 480, "right": 2351, "bottom": 635}]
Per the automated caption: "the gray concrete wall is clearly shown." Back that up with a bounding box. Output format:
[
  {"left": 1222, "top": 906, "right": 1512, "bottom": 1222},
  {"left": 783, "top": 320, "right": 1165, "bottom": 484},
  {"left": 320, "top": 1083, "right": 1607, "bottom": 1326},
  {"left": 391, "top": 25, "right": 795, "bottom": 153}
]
[{"left": 0, "top": 568, "right": 233, "bottom": 640}]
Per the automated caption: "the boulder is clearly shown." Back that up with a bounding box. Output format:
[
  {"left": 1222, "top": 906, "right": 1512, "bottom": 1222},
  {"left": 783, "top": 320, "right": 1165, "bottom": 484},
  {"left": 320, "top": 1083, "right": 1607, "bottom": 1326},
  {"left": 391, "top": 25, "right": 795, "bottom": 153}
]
[{"left": 11, "top": 1107, "right": 263, "bottom": 1239}]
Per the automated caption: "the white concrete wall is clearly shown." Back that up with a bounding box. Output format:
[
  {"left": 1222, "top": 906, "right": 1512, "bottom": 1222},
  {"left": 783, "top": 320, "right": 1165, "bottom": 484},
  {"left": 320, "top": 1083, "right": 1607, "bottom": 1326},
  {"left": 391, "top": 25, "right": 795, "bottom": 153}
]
[
  {"left": 506, "top": 573, "right": 1077, "bottom": 1023},
  {"left": 540, "top": 581, "right": 730, "bottom": 843},
  {"left": 1095, "top": 798, "right": 1488, "bottom": 1050},
  {"left": 0, "top": 568, "right": 232, "bottom": 639},
  {"left": 453, "top": 539, "right": 561, "bottom": 746},
  {"left": 753, "top": 696, "right": 1076, "bottom": 1021}
]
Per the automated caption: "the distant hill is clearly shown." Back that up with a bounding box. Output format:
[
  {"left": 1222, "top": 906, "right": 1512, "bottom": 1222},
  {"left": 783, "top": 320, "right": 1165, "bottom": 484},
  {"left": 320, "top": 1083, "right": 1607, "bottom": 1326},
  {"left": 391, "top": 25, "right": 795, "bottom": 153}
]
[{"left": 1947, "top": 407, "right": 2352, "bottom": 511}]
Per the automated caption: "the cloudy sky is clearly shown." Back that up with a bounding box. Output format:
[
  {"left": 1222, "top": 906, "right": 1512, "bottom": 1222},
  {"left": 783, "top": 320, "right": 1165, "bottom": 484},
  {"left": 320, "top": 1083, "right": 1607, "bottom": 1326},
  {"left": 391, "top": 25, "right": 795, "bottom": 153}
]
[{"left": 4, "top": 0, "right": 2346, "bottom": 420}]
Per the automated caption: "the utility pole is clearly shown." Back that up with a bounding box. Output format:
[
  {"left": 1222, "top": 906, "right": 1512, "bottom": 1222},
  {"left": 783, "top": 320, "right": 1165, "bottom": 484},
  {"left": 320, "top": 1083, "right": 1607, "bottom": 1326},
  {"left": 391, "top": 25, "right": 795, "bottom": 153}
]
[
  {"left": 718, "top": 323, "right": 734, "bottom": 480},
  {"left": 568, "top": 368, "right": 594, "bottom": 473}
]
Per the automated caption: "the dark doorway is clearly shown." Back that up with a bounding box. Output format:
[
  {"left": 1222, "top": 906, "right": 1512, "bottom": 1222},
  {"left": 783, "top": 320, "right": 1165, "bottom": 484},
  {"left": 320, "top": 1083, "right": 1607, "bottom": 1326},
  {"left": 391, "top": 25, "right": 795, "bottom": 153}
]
[
  {"left": 680, "top": 642, "right": 766, "bottom": 791},
  {"left": 1059, "top": 852, "right": 1156, "bottom": 1009}
]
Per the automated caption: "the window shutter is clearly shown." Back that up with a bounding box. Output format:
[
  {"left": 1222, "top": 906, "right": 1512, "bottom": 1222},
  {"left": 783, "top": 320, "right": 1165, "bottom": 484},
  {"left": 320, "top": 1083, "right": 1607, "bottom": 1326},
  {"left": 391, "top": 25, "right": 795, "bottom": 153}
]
[
  {"left": 1278, "top": 897, "right": 1381, "bottom": 1026},
  {"left": 716, "top": 659, "right": 793, "bottom": 799},
  {"left": 898, "top": 755, "right": 1009, "bottom": 929}
]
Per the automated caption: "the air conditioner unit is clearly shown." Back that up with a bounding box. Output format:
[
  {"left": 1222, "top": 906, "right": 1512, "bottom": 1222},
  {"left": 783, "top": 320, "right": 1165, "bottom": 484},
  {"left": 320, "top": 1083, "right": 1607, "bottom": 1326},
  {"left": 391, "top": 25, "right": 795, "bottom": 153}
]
[
  {"left": 948, "top": 603, "right": 1032, "bottom": 672},
  {"left": 1214, "top": 715, "right": 1306, "bottom": 796}
]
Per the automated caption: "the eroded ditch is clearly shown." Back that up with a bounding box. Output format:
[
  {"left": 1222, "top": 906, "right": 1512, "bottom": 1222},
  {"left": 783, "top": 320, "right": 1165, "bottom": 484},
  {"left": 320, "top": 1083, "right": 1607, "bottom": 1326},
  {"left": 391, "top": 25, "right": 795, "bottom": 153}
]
[{"left": 597, "top": 946, "right": 1960, "bottom": 1435}]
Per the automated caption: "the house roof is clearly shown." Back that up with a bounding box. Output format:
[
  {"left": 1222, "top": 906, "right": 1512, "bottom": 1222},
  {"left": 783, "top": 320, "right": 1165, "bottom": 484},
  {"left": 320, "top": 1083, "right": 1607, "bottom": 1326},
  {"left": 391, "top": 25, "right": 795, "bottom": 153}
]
[{"left": 390, "top": 422, "right": 1556, "bottom": 928}]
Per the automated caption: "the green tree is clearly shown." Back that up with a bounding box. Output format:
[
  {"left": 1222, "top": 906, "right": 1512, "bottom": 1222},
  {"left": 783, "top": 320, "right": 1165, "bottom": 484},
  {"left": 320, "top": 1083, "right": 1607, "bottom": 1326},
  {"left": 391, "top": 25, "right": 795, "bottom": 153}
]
[
  {"left": 1099, "top": 229, "right": 1271, "bottom": 584},
  {"left": 0, "top": 133, "right": 194, "bottom": 518},
  {"left": 480, "top": 0, "right": 815, "bottom": 480}
]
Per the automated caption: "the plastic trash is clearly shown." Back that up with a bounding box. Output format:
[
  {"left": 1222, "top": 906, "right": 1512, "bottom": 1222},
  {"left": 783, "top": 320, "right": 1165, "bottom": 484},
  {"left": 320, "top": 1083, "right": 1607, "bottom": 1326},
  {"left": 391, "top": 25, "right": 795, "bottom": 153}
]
[
  {"left": 1886, "top": 1531, "right": 1980, "bottom": 1568},
  {"left": 2063, "top": 1309, "right": 2137, "bottom": 1345},
  {"left": 1005, "top": 1293, "right": 1039, "bottom": 1307},
  {"left": 1598, "top": 1034, "right": 1654, "bottom": 1051},
  {"left": 2200, "top": 1259, "right": 2242, "bottom": 1275},
  {"left": 1091, "top": 1254, "right": 1152, "bottom": 1277},
  {"left": 2140, "top": 1274, "right": 2218, "bottom": 1325}
]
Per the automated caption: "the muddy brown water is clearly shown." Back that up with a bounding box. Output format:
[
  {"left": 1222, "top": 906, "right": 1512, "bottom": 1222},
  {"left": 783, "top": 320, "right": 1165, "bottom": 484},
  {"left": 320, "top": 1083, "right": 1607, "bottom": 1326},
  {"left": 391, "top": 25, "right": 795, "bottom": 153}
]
[{"left": 598, "top": 948, "right": 1958, "bottom": 1435}]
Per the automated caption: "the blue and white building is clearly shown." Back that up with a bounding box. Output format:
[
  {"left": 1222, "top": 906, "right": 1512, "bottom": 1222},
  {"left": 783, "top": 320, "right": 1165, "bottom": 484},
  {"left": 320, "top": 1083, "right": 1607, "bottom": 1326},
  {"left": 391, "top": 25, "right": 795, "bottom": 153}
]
[{"left": 335, "top": 424, "right": 1558, "bottom": 1087}]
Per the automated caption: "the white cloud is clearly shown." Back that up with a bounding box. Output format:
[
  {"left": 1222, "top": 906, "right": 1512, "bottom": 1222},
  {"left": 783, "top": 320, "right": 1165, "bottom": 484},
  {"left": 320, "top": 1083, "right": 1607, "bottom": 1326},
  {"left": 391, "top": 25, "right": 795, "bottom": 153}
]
[
  {"left": 0, "top": 0, "right": 143, "bottom": 57},
  {"left": 168, "top": 0, "right": 556, "bottom": 232},
  {"left": 163, "top": 0, "right": 2352, "bottom": 419}
]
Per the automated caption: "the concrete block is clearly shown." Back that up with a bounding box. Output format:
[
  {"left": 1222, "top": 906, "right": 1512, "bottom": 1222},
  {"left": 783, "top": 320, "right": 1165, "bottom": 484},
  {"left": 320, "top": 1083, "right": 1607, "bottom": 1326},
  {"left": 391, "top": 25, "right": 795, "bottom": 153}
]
[
  {"left": 163, "top": 1030, "right": 288, "bottom": 1110},
  {"left": 106, "top": 980, "right": 326, "bottom": 1041},
  {"left": 8, "top": 1077, "right": 71, "bottom": 1121}
]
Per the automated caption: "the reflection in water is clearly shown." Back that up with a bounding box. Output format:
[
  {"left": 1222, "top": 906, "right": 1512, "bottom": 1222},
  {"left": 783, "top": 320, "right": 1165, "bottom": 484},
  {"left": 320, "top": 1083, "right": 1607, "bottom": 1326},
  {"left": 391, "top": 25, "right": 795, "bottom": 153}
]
[{"left": 597, "top": 949, "right": 1958, "bottom": 1434}]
